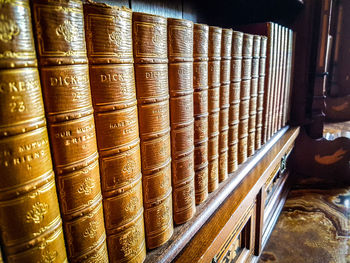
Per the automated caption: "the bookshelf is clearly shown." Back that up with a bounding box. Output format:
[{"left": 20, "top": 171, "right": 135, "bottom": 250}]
[{"left": 2, "top": 0, "right": 341, "bottom": 262}]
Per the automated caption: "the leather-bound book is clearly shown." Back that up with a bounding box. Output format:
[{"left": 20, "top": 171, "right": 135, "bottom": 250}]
[
  {"left": 277, "top": 27, "right": 287, "bottom": 130},
  {"left": 283, "top": 30, "right": 294, "bottom": 126},
  {"left": 255, "top": 36, "right": 267, "bottom": 150},
  {"left": 0, "top": 1, "right": 67, "bottom": 262},
  {"left": 279, "top": 27, "right": 289, "bottom": 129},
  {"left": 133, "top": 12, "right": 173, "bottom": 249},
  {"left": 238, "top": 33, "right": 253, "bottom": 164},
  {"left": 228, "top": 31, "right": 243, "bottom": 173},
  {"left": 193, "top": 23, "right": 209, "bottom": 204},
  {"left": 269, "top": 24, "right": 280, "bottom": 138},
  {"left": 219, "top": 28, "right": 232, "bottom": 182},
  {"left": 247, "top": 35, "right": 261, "bottom": 157},
  {"left": 208, "top": 26, "right": 222, "bottom": 192},
  {"left": 272, "top": 25, "right": 283, "bottom": 134},
  {"left": 168, "top": 18, "right": 196, "bottom": 224},
  {"left": 84, "top": 2, "right": 146, "bottom": 262},
  {"left": 32, "top": 0, "right": 108, "bottom": 262},
  {"left": 237, "top": 23, "right": 276, "bottom": 145}
]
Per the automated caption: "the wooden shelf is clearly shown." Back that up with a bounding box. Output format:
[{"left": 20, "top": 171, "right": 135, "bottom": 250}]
[{"left": 145, "top": 126, "right": 300, "bottom": 263}]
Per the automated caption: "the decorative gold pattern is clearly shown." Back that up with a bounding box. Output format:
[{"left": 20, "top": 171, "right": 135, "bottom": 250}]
[
  {"left": 83, "top": 221, "right": 98, "bottom": 238},
  {"left": 119, "top": 227, "right": 141, "bottom": 258},
  {"left": 125, "top": 196, "right": 138, "bottom": 213},
  {"left": 0, "top": 15, "right": 19, "bottom": 42},
  {"left": 26, "top": 202, "right": 49, "bottom": 224},
  {"left": 122, "top": 159, "right": 136, "bottom": 176},
  {"left": 77, "top": 177, "right": 96, "bottom": 195},
  {"left": 56, "top": 20, "right": 78, "bottom": 42},
  {"left": 40, "top": 250, "right": 58, "bottom": 263},
  {"left": 85, "top": 243, "right": 108, "bottom": 263},
  {"left": 109, "top": 28, "right": 122, "bottom": 46}
]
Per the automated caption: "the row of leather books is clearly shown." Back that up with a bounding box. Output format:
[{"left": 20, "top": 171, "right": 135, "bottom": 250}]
[{"left": 0, "top": 0, "right": 294, "bottom": 262}]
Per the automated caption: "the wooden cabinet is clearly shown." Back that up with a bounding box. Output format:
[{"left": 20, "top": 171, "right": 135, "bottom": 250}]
[{"left": 145, "top": 126, "right": 299, "bottom": 262}]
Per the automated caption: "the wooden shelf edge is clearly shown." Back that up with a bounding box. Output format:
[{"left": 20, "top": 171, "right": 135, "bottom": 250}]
[{"left": 145, "top": 126, "right": 300, "bottom": 263}]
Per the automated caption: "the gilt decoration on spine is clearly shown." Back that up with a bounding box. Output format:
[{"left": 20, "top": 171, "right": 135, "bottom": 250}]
[
  {"left": 84, "top": 2, "right": 146, "bottom": 262},
  {"left": 247, "top": 35, "right": 260, "bottom": 156},
  {"left": 0, "top": 0, "right": 66, "bottom": 262},
  {"left": 208, "top": 26, "right": 222, "bottom": 192},
  {"left": 255, "top": 36, "right": 267, "bottom": 150},
  {"left": 219, "top": 28, "right": 232, "bottom": 182},
  {"left": 168, "top": 18, "right": 196, "bottom": 224},
  {"left": 193, "top": 23, "right": 209, "bottom": 204},
  {"left": 228, "top": 31, "right": 243, "bottom": 173},
  {"left": 32, "top": 0, "right": 108, "bottom": 261},
  {"left": 133, "top": 12, "right": 173, "bottom": 249},
  {"left": 238, "top": 33, "right": 253, "bottom": 164}
]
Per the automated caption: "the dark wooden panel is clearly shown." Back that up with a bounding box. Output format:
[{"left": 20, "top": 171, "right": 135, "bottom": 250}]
[{"left": 131, "top": 0, "right": 182, "bottom": 18}]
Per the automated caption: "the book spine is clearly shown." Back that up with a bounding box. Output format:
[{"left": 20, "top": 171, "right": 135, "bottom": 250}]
[
  {"left": 168, "top": 18, "right": 196, "bottom": 224},
  {"left": 278, "top": 27, "right": 288, "bottom": 129},
  {"left": 275, "top": 25, "right": 284, "bottom": 132},
  {"left": 238, "top": 33, "right": 253, "bottom": 164},
  {"left": 84, "top": 3, "right": 146, "bottom": 262},
  {"left": 32, "top": 1, "right": 108, "bottom": 262},
  {"left": 132, "top": 12, "right": 173, "bottom": 249},
  {"left": 284, "top": 30, "right": 294, "bottom": 125},
  {"left": 270, "top": 24, "right": 280, "bottom": 137},
  {"left": 228, "top": 31, "right": 243, "bottom": 173},
  {"left": 0, "top": 1, "right": 67, "bottom": 262},
  {"left": 255, "top": 36, "right": 267, "bottom": 150},
  {"left": 262, "top": 23, "right": 274, "bottom": 144},
  {"left": 193, "top": 23, "right": 209, "bottom": 204},
  {"left": 208, "top": 26, "right": 222, "bottom": 192},
  {"left": 219, "top": 29, "right": 232, "bottom": 182},
  {"left": 247, "top": 35, "right": 261, "bottom": 156}
]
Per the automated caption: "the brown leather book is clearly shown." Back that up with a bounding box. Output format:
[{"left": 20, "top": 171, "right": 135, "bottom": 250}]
[
  {"left": 247, "top": 35, "right": 260, "bottom": 157},
  {"left": 278, "top": 27, "right": 288, "bottom": 130},
  {"left": 84, "top": 2, "right": 146, "bottom": 262},
  {"left": 269, "top": 24, "right": 280, "bottom": 138},
  {"left": 273, "top": 25, "right": 283, "bottom": 134},
  {"left": 208, "top": 26, "right": 222, "bottom": 192},
  {"left": 133, "top": 12, "right": 173, "bottom": 249},
  {"left": 283, "top": 30, "right": 294, "bottom": 125},
  {"left": 219, "top": 28, "right": 232, "bottom": 182},
  {"left": 238, "top": 33, "right": 253, "bottom": 164},
  {"left": 228, "top": 31, "right": 243, "bottom": 173},
  {"left": 255, "top": 36, "right": 268, "bottom": 150},
  {"left": 0, "top": 1, "right": 67, "bottom": 262},
  {"left": 32, "top": 0, "right": 108, "bottom": 262},
  {"left": 193, "top": 23, "right": 209, "bottom": 204},
  {"left": 168, "top": 18, "right": 196, "bottom": 224}
]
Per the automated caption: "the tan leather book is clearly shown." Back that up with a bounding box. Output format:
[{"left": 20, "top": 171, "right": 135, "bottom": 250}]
[
  {"left": 238, "top": 33, "right": 253, "bottom": 164},
  {"left": 255, "top": 36, "right": 267, "bottom": 150},
  {"left": 247, "top": 35, "right": 261, "bottom": 157},
  {"left": 219, "top": 28, "right": 232, "bottom": 182},
  {"left": 168, "top": 18, "right": 196, "bottom": 224},
  {"left": 228, "top": 31, "right": 243, "bottom": 173},
  {"left": 133, "top": 12, "right": 173, "bottom": 249},
  {"left": 32, "top": 0, "right": 108, "bottom": 262},
  {"left": 208, "top": 26, "right": 222, "bottom": 192},
  {"left": 0, "top": 1, "right": 67, "bottom": 262},
  {"left": 193, "top": 23, "right": 209, "bottom": 204},
  {"left": 84, "top": 2, "right": 146, "bottom": 262}
]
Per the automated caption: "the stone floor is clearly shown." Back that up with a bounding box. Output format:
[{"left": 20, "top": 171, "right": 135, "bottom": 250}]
[{"left": 259, "top": 187, "right": 350, "bottom": 263}]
